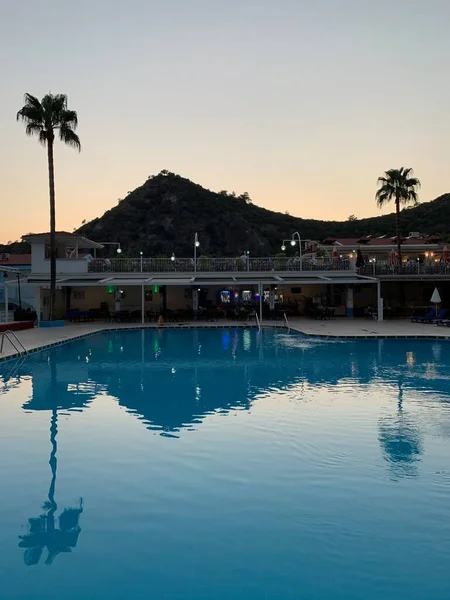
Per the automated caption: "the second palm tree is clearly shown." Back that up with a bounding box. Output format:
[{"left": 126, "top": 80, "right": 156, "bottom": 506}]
[{"left": 376, "top": 167, "right": 420, "bottom": 266}]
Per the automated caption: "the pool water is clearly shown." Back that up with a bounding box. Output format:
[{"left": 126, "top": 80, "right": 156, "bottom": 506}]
[{"left": 0, "top": 328, "right": 449, "bottom": 599}]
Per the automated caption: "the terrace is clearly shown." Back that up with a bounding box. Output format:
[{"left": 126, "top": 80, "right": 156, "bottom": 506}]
[
  {"left": 87, "top": 256, "right": 353, "bottom": 274},
  {"left": 359, "top": 262, "right": 450, "bottom": 279}
]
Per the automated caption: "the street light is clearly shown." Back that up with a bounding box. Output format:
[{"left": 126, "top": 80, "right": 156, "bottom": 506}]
[
  {"left": 98, "top": 242, "right": 122, "bottom": 257},
  {"left": 194, "top": 232, "right": 200, "bottom": 272},
  {"left": 244, "top": 250, "right": 250, "bottom": 272},
  {"left": 281, "top": 232, "right": 302, "bottom": 272},
  {"left": 171, "top": 253, "right": 176, "bottom": 262},
  {"left": 140, "top": 251, "right": 143, "bottom": 272}
]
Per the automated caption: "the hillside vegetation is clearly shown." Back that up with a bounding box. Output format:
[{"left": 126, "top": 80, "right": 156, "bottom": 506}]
[{"left": 3, "top": 171, "right": 450, "bottom": 256}]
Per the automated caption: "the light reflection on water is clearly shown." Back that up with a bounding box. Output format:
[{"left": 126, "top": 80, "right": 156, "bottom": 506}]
[{"left": 0, "top": 329, "right": 450, "bottom": 600}]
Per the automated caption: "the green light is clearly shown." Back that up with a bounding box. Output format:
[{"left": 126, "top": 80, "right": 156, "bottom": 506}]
[
  {"left": 107, "top": 286, "right": 114, "bottom": 294},
  {"left": 153, "top": 285, "right": 159, "bottom": 293}
]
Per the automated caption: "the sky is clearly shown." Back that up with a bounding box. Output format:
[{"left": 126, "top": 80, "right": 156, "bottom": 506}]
[{"left": 1, "top": 0, "right": 450, "bottom": 243}]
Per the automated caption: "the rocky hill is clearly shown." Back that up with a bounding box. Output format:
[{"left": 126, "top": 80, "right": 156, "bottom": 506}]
[
  {"left": 3, "top": 171, "right": 450, "bottom": 256},
  {"left": 78, "top": 171, "right": 450, "bottom": 256}
]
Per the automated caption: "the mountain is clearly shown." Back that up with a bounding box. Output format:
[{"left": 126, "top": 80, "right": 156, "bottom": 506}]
[
  {"left": 77, "top": 171, "right": 450, "bottom": 256},
  {"left": 3, "top": 171, "right": 450, "bottom": 256}
]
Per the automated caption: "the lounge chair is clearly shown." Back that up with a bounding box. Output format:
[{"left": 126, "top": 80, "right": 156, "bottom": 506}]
[
  {"left": 411, "top": 308, "right": 434, "bottom": 323},
  {"left": 432, "top": 309, "right": 448, "bottom": 324}
]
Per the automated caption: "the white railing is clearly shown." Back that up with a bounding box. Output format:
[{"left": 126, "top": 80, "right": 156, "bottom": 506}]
[
  {"left": 0, "top": 331, "right": 28, "bottom": 356},
  {"left": 255, "top": 312, "right": 261, "bottom": 332},
  {"left": 283, "top": 312, "right": 290, "bottom": 331},
  {"left": 88, "top": 256, "right": 352, "bottom": 274},
  {"left": 359, "top": 263, "right": 450, "bottom": 276}
]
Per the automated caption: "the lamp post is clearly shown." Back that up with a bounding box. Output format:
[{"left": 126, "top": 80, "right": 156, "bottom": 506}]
[
  {"left": 101, "top": 242, "right": 121, "bottom": 253},
  {"left": 97, "top": 242, "right": 122, "bottom": 259},
  {"left": 140, "top": 251, "right": 143, "bottom": 273},
  {"left": 417, "top": 256, "right": 420, "bottom": 275},
  {"left": 290, "top": 232, "right": 302, "bottom": 272},
  {"left": 369, "top": 257, "right": 376, "bottom": 276},
  {"left": 194, "top": 233, "right": 200, "bottom": 272},
  {"left": 281, "top": 234, "right": 332, "bottom": 271},
  {"left": 171, "top": 253, "right": 176, "bottom": 262}
]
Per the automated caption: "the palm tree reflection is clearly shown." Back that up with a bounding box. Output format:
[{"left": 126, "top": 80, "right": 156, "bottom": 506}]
[
  {"left": 18, "top": 358, "right": 83, "bottom": 566},
  {"left": 378, "top": 378, "right": 423, "bottom": 480}
]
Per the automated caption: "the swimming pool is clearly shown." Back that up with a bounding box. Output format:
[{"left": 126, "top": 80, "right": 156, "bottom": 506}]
[{"left": 0, "top": 328, "right": 449, "bottom": 599}]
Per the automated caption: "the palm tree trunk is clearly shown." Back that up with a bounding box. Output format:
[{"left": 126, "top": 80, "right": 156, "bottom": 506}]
[
  {"left": 395, "top": 196, "right": 402, "bottom": 269},
  {"left": 47, "top": 137, "right": 56, "bottom": 321}
]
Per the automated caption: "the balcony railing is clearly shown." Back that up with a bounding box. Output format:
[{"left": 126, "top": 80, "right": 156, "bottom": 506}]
[
  {"left": 88, "top": 257, "right": 352, "bottom": 274},
  {"left": 359, "top": 263, "right": 450, "bottom": 276}
]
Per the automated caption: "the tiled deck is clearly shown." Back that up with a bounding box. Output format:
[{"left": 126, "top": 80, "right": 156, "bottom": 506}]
[
  {"left": 288, "top": 318, "right": 450, "bottom": 339},
  {"left": 1, "top": 318, "right": 449, "bottom": 362}
]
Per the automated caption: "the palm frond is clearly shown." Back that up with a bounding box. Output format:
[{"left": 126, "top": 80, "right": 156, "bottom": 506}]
[
  {"left": 39, "top": 130, "right": 48, "bottom": 146},
  {"left": 405, "top": 177, "right": 421, "bottom": 189},
  {"left": 59, "top": 125, "right": 81, "bottom": 151},
  {"left": 376, "top": 190, "right": 391, "bottom": 207},
  {"left": 24, "top": 123, "right": 48, "bottom": 146},
  {"left": 59, "top": 109, "right": 78, "bottom": 129},
  {"left": 18, "top": 92, "right": 80, "bottom": 152},
  {"left": 375, "top": 167, "right": 420, "bottom": 209},
  {"left": 17, "top": 103, "right": 44, "bottom": 125},
  {"left": 25, "top": 122, "right": 43, "bottom": 136}
]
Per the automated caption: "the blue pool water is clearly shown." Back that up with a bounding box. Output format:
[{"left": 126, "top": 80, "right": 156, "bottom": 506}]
[{"left": 0, "top": 328, "right": 449, "bottom": 599}]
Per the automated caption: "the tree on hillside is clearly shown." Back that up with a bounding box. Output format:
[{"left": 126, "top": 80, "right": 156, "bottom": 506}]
[
  {"left": 347, "top": 214, "right": 357, "bottom": 221},
  {"left": 238, "top": 192, "right": 252, "bottom": 204},
  {"left": 17, "top": 93, "right": 80, "bottom": 320},
  {"left": 375, "top": 168, "right": 420, "bottom": 264}
]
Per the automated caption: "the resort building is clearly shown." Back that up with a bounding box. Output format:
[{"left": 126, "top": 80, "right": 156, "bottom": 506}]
[
  {"left": 0, "top": 252, "right": 34, "bottom": 322},
  {"left": 2, "top": 231, "right": 449, "bottom": 323}
]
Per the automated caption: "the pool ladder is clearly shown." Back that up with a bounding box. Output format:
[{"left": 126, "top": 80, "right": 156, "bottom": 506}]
[
  {"left": 0, "top": 331, "right": 28, "bottom": 356},
  {"left": 283, "top": 312, "right": 291, "bottom": 331},
  {"left": 255, "top": 313, "right": 262, "bottom": 332}
]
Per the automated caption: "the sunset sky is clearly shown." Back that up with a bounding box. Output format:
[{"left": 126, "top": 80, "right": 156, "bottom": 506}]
[{"left": 1, "top": 0, "right": 450, "bottom": 243}]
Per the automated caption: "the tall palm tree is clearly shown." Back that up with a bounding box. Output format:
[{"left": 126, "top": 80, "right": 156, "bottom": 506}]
[
  {"left": 17, "top": 93, "right": 80, "bottom": 320},
  {"left": 376, "top": 167, "right": 420, "bottom": 265}
]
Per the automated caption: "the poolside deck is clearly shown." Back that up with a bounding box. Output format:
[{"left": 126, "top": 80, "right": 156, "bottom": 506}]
[
  {"left": 0, "top": 318, "right": 449, "bottom": 362},
  {"left": 288, "top": 318, "right": 450, "bottom": 338}
]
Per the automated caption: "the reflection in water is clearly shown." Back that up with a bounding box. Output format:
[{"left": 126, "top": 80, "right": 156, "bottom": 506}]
[
  {"left": 378, "top": 378, "right": 423, "bottom": 480},
  {"left": 17, "top": 359, "right": 83, "bottom": 566},
  {"left": 1, "top": 331, "right": 449, "bottom": 473},
  {"left": 378, "top": 413, "right": 423, "bottom": 480},
  {"left": 0, "top": 330, "right": 450, "bottom": 598}
]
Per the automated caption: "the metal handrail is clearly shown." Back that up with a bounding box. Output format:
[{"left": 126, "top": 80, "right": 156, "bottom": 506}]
[
  {"left": 88, "top": 256, "right": 352, "bottom": 274},
  {"left": 283, "top": 312, "right": 290, "bottom": 331},
  {"left": 255, "top": 312, "right": 261, "bottom": 332},
  {"left": 0, "top": 330, "right": 28, "bottom": 356}
]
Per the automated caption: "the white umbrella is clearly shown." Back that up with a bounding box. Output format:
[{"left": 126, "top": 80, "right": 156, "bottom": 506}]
[{"left": 431, "top": 287, "right": 441, "bottom": 316}]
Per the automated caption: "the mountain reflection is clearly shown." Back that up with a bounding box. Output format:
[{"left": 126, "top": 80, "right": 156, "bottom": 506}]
[{"left": 0, "top": 329, "right": 449, "bottom": 459}]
